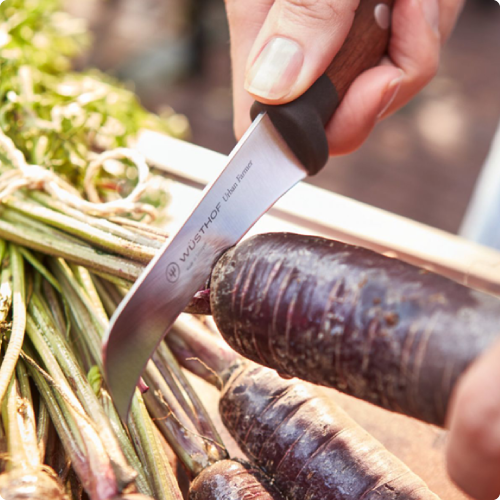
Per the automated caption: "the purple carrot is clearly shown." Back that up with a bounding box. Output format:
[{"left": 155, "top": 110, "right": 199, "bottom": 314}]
[
  {"left": 189, "top": 460, "right": 285, "bottom": 500},
  {"left": 167, "top": 320, "right": 441, "bottom": 500},
  {"left": 209, "top": 232, "right": 500, "bottom": 426},
  {"left": 221, "top": 361, "right": 439, "bottom": 500}
]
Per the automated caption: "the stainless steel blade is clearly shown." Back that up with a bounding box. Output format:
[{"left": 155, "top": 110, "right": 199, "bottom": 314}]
[{"left": 103, "top": 112, "right": 307, "bottom": 418}]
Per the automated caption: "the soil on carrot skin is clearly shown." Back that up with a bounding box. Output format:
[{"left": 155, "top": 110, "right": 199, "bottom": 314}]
[
  {"left": 211, "top": 232, "right": 500, "bottom": 426},
  {"left": 189, "top": 459, "right": 285, "bottom": 500},
  {"left": 220, "top": 362, "right": 441, "bottom": 500}
]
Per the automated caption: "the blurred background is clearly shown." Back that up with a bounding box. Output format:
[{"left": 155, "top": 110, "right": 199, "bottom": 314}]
[{"left": 65, "top": 0, "right": 500, "bottom": 235}]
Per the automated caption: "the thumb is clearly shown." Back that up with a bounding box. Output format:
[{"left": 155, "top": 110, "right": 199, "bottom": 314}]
[
  {"left": 446, "top": 337, "right": 500, "bottom": 500},
  {"left": 244, "top": 0, "right": 360, "bottom": 104}
]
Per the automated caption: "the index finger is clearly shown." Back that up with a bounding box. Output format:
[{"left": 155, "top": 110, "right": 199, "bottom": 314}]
[{"left": 225, "top": 0, "right": 273, "bottom": 139}]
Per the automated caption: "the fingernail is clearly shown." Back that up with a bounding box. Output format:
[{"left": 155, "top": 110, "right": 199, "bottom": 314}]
[
  {"left": 245, "top": 37, "right": 303, "bottom": 100},
  {"left": 377, "top": 72, "right": 403, "bottom": 118},
  {"left": 420, "top": 0, "right": 440, "bottom": 35}
]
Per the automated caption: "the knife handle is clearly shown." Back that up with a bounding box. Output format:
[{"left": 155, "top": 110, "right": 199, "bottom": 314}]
[{"left": 250, "top": 0, "right": 395, "bottom": 175}]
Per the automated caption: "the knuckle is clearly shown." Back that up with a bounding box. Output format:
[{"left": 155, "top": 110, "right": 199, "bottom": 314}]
[
  {"left": 224, "top": 0, "right": 250, "bottom": 19},
  {"left": 422, "top": 54, "right": 439, "bottom": 83},
  {"left": 224, "top": 0, "right": 240, "bottom": 24},
  {"left": 226, "top": 0, "right": 271, "bottom": 26},
  {"left": 279, "top": 0, "right": 344, "bottom": 24},
  {"left": 409, "top": 52, "right": 440, "bottom": 91}
]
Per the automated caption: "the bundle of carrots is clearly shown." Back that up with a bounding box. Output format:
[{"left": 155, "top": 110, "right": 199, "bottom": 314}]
[{"left": 1, "top": 0, "right": 500, "bottom": 499}]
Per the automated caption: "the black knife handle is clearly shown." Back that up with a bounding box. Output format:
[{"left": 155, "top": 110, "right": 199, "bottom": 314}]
[{"left": 250, "top": 0, "right": 395, "bottom": 175}]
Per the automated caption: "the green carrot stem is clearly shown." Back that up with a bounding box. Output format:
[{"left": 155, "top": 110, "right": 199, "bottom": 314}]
[
  {"left": 91, "top": 270, "right": 134, "bottom": 290},
  {"left": 18, "top": 247, "right": 61, "bottom": 293},
  {"left": 6, "top": 197, "right": 156, "bottom": 263},
  {"left": 153, "top": 341, "right": 226, "bottom": 456},
  {"left": 29, "top": 191, "right": 163, "bottom": 249},
  {"left": 24, "top": 318, "right": 115, "bottom": 492},
  {"left": 129, "top": 393, "right": 183, "bottom": 500},
  {"left": 28, "top": 294, "right": 136, "bottom": 488},
  {"left": 23, "top": 352, "right": 118, "bottom": 500},
  {"left": 108, "top": 215, "right": 169, "bottom": 241},
  {"left": 0, "top": 245, "right": 25, "bottom": 409},
  {"left": 49, "top": 262, "right": 104, "bottom": 367},
  {"left": 24, "top": 319, "right": 96, "bottom": 439},
  {"left": 143, "top": 361, "right": 211, "bottom": 477},
  {"left": 0, "top": 409, "right": 6, "bottom": 472},
  {"left": 73, "top": 320, "right": 100, "bottom": 375},
  {"left": 70, "top": 264, "right": 109, "bottom": 326},
  {"left": 23, "top": 350, "right": 86, "bottom": 464},
  {"left": 52, "top": 259, "right": 107, "bottom": 331},
  {"left": 91, "top": 275, "right": 122, "bottom": 317},
  {"left": 167, "top": 316, "right": 238, "bottom": 388},
  {"left": 0, "top": 238, "right": 7, "bottom": 326},
  {"left": 0, "top": 247, "right": 13, "bottom": 323},
  {"left": 2, "top": 374, "right": 39, "bottom": 469},
  {"left": 151, "top": 349, "right": 198, "bottom": 429},
  {"left": 0, "top": 416, "right": 68, "bottom": 500},
  {"left": 14, "top": 360, "right": 39, "bottom": 465},
  {"left": 99, "top": 390, "right": 153, "bottom": 498},
  {"left": 2, "top": 207, "right": 93, "bottom": 248},
  {"left": 42, "top": 279, "right": 70, "bottom": 337},
  {"left": 15, "top": 358, "right": 33, "bottom": 411},
  {"left": 53, "top": 264, "right": 180, "bottom": 499},
  {"left": 0, "top": 240, "right": 6, "bottom": 266},
  {"left": 0, "top": 216, "right": 143, "bottom": 281},
  {"left": 141, "top": 390, "right": 199, "bottom": 478},
  {"left": 36, "top": 397, "right": 50, "bottom": 463}
]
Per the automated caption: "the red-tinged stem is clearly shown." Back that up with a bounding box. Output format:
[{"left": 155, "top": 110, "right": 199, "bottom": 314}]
[
  {"left": 23, "top": 350, "right": 118, "bottom": 500},
  {"left": 152, "top": 341, "right": 226, "bottom": 461},
  {"left": 1, "top": 362, "right": 70, "bottom": 500},
  {"left": 166, "top": 316, "right": 238, "bottom": 388},
  {"left": 142, "top": 361, "right": 212, "bottom": 477}
]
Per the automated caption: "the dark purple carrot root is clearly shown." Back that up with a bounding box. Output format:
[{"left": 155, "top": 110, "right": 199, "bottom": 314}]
[
  {"left": 220, "top": 361, "right": 440, "bottom": 500},
  {"left": 210, "top": 232, "right": 500, "bottom": 426},
  {"left": 188, "top": 459, "right": 285, "bottom": 500}
]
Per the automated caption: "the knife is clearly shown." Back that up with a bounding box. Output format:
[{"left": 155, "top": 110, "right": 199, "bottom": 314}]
[{"left": 103, "top": 0, "right": 395, "bottom": 420}]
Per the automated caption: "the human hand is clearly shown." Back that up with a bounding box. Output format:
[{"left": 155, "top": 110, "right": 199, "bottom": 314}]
[
  {"left": 446, "top": 338, "right": 500, "bottom": 500},
  {"left": 225, "top": 0, "right": 464, "bottom": 155}
]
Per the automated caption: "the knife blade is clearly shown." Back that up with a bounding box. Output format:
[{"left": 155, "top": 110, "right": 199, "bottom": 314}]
[{"left": 103, "top": 0, "right": 395, "bottom": 419}]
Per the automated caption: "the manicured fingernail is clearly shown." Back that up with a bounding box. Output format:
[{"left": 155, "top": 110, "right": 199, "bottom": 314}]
[
  {"left": 377, "top": 72, "right": 403, "bottom": 118},
  {"left": 245, "top": 37, "right": 303, "bottom": 100},
  {"left": 420, "top": 0, "right": 440, "bottom": 35}
]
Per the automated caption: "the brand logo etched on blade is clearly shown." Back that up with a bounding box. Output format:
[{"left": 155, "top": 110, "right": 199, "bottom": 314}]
[
  {"left": 162, "top": 159, "right": 255, "bottom": 281},
  {"left": 166, "top": 263, "right": 180, "bottom": 283},
  {"left": 177, "top": 202, "right": 222, "bottom": 271}
]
